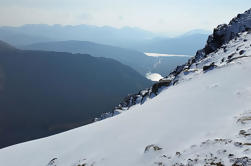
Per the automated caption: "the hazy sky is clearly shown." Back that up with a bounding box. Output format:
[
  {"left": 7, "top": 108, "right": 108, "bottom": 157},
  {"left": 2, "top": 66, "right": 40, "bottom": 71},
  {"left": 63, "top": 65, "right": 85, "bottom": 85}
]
[{"left": 0, "top": 0, "right": 250, "bottom": 35}]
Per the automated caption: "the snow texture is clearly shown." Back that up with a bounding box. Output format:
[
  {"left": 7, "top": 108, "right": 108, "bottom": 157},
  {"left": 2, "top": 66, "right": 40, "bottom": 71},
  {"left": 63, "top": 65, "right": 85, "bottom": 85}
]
[
  {"left": 1, "top": 8, "right": 251, "bottom": 166},
  {"left": 0, "top": 28, "right": 251, "bottom": 166},
  {"left": 114, "top": 8, "right": 251, "bottom": 112}
]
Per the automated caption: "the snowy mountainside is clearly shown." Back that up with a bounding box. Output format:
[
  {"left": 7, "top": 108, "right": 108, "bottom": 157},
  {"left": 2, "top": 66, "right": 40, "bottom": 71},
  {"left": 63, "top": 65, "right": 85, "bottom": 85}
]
[
  {"left": 106, "top": 8, "right": 251, "bottom": 115},
  {"left": 0, "top": 25, "right": 251, "bottom": 166}
]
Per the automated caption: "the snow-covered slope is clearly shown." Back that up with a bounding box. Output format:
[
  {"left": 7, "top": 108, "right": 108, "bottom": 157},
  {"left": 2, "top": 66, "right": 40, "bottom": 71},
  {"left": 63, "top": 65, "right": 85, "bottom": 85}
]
[
  {"left": 113, "top": 8, "right": 251, "bottom": 112},
  {"left": 1, "top": 29, "right": 251, "bottom": 166},
  {"left": 1, "top": 9, "right": 251, "bottom": 166}
]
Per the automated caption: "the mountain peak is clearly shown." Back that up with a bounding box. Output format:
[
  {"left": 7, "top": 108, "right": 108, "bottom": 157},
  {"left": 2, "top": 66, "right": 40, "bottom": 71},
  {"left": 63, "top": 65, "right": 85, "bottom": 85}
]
[{"left": 194, "top": 8, "right": 251, "bottom": 62}]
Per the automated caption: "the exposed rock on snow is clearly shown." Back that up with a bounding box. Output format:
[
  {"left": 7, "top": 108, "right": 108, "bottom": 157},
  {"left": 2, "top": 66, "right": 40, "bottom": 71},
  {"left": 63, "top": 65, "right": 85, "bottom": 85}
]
[
  {"left": 47, "top": 158, "right": 58, "bottom": 166},
  {"left": 1, "top": 8, "right": 251, "bottom": 166},
  {"left": 148, "top": 111, "right": 251, "bottom": 166},
  {"left": 99, "top": 8, "right": 251, "bottom": 115},
  {"left": 144, "top": 145, "right": 163, "bottom": 153},
  {"left": 202, "top": 62, "right": 216, "bottom": 72}
]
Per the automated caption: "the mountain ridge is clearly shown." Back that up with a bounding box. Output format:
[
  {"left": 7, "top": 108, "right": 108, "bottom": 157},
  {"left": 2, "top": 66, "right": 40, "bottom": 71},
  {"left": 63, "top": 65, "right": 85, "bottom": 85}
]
[
  {"left": 0, "top": 41, "right": 151, "bottom": 148},
  {"left": 0, "top": 24, "right": 208, "bottom": 55},
  {"left": 0, "top": 40, "right": 17, "bottom": 51},
  {"left": 112, "top": 8, "right": 251, "bottom": 112},
  {"left": 0, "top": 8, "right": 251, "bottom": 166},
  {"left": 22, "top": 40, "right": 190, "bottom": 76},
  {"left": 0, "top": 27, "right": 251, "bottom": 166}
]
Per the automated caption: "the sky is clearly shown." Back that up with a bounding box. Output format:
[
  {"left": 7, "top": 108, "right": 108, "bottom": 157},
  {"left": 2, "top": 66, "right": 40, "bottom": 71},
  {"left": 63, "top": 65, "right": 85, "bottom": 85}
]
[{"left": 0, "top": 0, "right": 250, "bottom": 35}]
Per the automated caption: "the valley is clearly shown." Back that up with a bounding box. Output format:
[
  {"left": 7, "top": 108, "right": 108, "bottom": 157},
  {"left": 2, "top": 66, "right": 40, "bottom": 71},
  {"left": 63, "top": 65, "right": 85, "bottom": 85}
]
[{"left": 0, "top": 3, "right": 250, "bottom": 166}]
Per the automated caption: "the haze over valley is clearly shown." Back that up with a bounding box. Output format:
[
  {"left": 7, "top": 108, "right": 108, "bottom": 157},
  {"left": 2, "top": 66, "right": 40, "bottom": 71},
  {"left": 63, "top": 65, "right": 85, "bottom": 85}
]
[{"left": 0, "top": 1, "right": 251, "bottom": 166}]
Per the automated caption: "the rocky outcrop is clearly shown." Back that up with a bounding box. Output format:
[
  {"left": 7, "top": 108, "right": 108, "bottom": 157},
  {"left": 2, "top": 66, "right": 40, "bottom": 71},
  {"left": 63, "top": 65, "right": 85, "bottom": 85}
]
[
  {"left": 203, "top": 62, "right": 216, "bottom": 72},
  {"left": 147, "top": 110, "right": 251, "bottom": 166},
  {"left": 195, "top": 8, "right": 251, "bottom": 62},
  {"left": 47, "top": 158, "right": 57, "bottom": 166},
  {"left": 95, "top": 8, "right": 251, "bottom": 121},
  {"left": 144, "top": 144, "right": 162, "bottom": 153}
]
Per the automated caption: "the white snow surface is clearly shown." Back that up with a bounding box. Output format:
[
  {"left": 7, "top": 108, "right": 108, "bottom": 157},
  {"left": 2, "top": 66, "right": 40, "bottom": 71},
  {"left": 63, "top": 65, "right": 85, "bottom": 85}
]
[{"left": 0, "top": 32, "right": 251, "bottom": 166}]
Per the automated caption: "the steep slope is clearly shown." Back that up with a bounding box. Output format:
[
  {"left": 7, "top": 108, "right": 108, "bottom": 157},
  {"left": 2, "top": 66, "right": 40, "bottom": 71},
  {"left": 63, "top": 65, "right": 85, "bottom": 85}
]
[
  {"left": 22, "top": 40, "right": 155, "bottom": 75},
  {"left": 116, "top": 8, "right": 251, "bottom": 111},
  {"left": 0, "top": 9, "right": 251, "bottom": 166},
  {"left": 0, "top": 42, "right": 151, "bottom": 148},
  {"left": 0, "top": 30, "right": 250, "bottom": 166},
  {"left": 22, "top": 40, "right": 190, "bottom": 76}
]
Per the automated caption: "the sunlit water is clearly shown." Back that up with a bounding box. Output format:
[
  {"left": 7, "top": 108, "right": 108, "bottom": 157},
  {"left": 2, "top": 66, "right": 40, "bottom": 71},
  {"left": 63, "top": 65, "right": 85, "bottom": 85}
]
[
  {"left": 144, "top": 52, "right": 191, "bottom": 57},
  {"left": 144, "top": 53, "right": 191, "bottom": 81}
]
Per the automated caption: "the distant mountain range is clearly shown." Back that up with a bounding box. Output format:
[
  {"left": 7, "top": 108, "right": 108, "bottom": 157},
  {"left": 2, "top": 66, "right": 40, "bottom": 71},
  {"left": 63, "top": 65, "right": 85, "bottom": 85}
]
[
  {"left": 134, "top": 33, "right": 209, "bottom": 55},
  {"left": 0, "top": 9, "right": 250, "bottom": 166},
  {"left": 22, "top": 40, "right": 190, "bottom": 76},
  {"left": 0, "top": 24, "right": 208, "bottom": 149},
  {"left": 0, "top": 41, "right": 151, "bottom": 148},
  {"left": 0, "top": 24, "right": 154, "bottom": 47},
  {"left": 0, "top": 24, "right": 209, "bottom": 55}
]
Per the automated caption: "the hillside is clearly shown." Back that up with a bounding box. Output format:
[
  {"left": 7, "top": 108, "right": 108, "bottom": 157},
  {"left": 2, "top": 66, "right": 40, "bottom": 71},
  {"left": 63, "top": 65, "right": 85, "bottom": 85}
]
[
  {"left": 0, "top": 41, "right": 17, "bottom": 51},
  {"left": 0, "top": 31, "right": 250, "bottom": 166},
  {"left": 22, "top": 40, "right": 189, "bottom": 76},
  {"left": 115, "top": 8, "right": 251, "bottom": 110},
  {"left": 0, "top": 42, "right": 151, "bottom": 148},
  {"left": 0, "top": 9, "right": 250, "bottom": 166},
  {"left": 22, "top": 40, "right": 154, "bottom": 75}
]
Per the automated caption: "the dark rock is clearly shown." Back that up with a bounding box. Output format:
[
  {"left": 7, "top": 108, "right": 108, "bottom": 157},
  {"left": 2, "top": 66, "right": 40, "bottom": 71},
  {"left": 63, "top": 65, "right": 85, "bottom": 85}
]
[
  {"left": 228, "top": 154, "right": 235, "bottom": 158},
  {"left": 47, "top": 158, "right": 57, "bottom": 166},
  {"left": 152, "top": 80, "right": 172, "bottom": 95},
  {"left": 154, "top": 162, "right": 165, "bottom": 166},
  {"left": 231, "top": 157, "right": 251, "bottom": 166},
  {"left": 169, "top": 64, "right": 186, "bottom": 77},
  {"left": 227, "top": 55, "right": 249, "bottom": 63},
  {"left": 239, "top": 130, "right": 251, "bottom": 137},
  {"left": 209, "top": 162, "right": 224, "bottom": 166},
  {"left": 113, "top": 9, "right": 251, "bottom": 118},
  {"left": 228, "top": 53, "right": 235, "bottom": 59},
  {"left": 144, "top": 144, "right": 162, "bottom": 153},
  {"left": 203, "top": 62, "right": 217, "bottom": 71},
  {"left": 173, "top": 80, "right": 179, "bottom": 85},
  {"left": 195, "top": 9, "right": 251, "bottom": 64},
  {"left": 239, "top": 50, "right": 245, "bottom": 55},
  {"left": 221, "top": 57, "right": 225, "bottom": 63},
  {"left": 176, "top": 152, "right": 181, "bottom": 156},
  {"left": 234, "top": 142, "right": 243, "bottom": 147}
]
